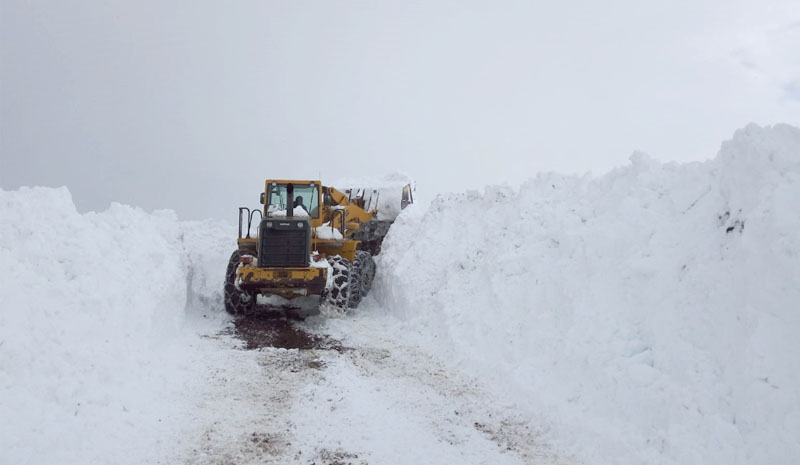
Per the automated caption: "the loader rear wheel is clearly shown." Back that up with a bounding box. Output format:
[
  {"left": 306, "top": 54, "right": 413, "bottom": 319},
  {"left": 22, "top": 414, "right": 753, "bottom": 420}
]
[
  {"left": 357, "top": 239, "right": 382, "bottom": 256},
  {"left": 224, "top": 250, "right": 255, "bottom": 315},
  {"left": 360, "top": 251, "right": 376, "bottom": 297},
  {"left": 320, "top": 255, "right": 351, "bottom": 312},
  {"left": 350, "top": 251, "right": 376, "bottom": 307}
]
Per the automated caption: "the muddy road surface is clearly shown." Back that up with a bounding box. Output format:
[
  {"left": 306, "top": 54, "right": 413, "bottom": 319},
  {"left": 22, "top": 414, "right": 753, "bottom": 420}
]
[
  {"left": 231, "top": 313, "right": 345, "bottom": 352},
  {"left": 178, "top": 311, "right": 570, "bottom": 465}
]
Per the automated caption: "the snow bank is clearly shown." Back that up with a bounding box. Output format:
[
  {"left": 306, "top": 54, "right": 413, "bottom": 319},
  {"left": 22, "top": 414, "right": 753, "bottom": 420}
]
[
  {"left": 375, "top": 124, "right": 800, "bottom": 465},
  {"left": 182, "top": 218, "right": 236, "bottom": 320},
  {"left": 0, "top": 187, "right": 232, "bottom": 464}
]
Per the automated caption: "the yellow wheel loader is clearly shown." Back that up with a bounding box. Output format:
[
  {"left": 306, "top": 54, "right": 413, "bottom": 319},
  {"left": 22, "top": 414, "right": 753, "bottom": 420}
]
[{"left": 224, "top": 179, "right": 413, "bottom": 315}]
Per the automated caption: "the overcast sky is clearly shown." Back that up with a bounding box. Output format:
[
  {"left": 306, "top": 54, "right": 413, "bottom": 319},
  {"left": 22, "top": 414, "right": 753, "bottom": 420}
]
[{"left": 2, "top": 0, "right": 798, "bottom": 220}]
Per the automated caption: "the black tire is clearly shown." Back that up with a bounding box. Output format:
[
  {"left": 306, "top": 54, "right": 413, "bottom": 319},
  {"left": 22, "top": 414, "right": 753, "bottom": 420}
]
[
  {"left": 348, "top": 255, "right": 364, "bottom": 309},
  {"left": 360, "top": 251, "right": 376, "bottom": 297},
  {"left": 357, "top": 239, "right": 383, "bottom": 256},
  {"left": 350, "top": 250, "right": 376, "bottom": 307},
  {"left": 320, "top": 255, "right": 351, "bottom": 312},
  {"left": 224, "top": 250, "right": 255, "bottom": 315}
]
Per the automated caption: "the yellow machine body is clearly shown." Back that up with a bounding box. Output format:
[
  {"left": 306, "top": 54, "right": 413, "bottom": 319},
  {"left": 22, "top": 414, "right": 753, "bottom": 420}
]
[{"left": 235, "top": 179, "right": 377, "bottom": 298}]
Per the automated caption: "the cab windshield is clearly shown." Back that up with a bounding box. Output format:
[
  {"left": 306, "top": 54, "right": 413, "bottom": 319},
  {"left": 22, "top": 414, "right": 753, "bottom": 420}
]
[{"left": 266, "top": 183, "right": 320, "bottom": 218}]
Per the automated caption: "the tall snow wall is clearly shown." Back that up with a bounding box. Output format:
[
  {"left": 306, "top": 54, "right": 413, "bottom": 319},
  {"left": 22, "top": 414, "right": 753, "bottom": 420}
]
[
  {"left": 375, "top": 123, "right": 800, "bottom": 465},
  {"left": 0, "top": 186, "right": 231, "bottom": 464}
]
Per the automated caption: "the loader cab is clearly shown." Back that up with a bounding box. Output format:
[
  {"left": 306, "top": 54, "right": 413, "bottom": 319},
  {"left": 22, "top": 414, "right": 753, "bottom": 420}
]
[{"left": 263, "top": 180, "right": 322, "bottom": 221}]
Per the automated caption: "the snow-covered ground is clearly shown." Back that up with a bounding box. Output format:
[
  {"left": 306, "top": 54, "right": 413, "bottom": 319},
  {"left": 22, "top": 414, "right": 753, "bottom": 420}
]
[
  {"left": 0, "top": 184, "right": 562, "bottom": 465},
  {"left": 1, "top": 123, "right": 798, "bottom": 465}
]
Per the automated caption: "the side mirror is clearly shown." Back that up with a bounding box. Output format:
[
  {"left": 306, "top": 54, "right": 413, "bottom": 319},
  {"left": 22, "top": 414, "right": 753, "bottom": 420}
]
[
  {"left": 260, "top": 192, "right": 266, "bottom": 205},
  {"left": 401, "top": 184, "right": 413, "bottom": 209}
]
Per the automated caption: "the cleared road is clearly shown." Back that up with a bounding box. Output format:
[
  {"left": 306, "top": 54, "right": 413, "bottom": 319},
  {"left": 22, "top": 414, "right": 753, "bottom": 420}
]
[{"left": 175, "top": 306, "right": 570, "bottom": 465}]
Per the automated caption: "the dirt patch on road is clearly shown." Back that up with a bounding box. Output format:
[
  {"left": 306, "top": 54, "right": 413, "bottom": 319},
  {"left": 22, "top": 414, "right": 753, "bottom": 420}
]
[
  {"left": 231, "top": 313, "right": 346, "bottom": 352},
  {"left": 312, "top": 448, "right": 368, "bottom": 465}
]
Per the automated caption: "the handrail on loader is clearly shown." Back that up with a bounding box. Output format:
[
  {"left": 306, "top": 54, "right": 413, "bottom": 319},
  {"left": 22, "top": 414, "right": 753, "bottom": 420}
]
[{"left": 238, "top": 207, "right": 263, "bottom": 239}]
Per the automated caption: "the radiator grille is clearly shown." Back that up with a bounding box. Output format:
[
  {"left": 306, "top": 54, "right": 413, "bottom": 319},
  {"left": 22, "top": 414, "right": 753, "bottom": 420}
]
[{"left": 259, "top": 228, "right": 309, "bottom": 267}]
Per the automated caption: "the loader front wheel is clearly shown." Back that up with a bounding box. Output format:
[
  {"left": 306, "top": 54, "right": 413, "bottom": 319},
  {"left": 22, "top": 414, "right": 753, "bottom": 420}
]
[
  {"left": 320, "top": 255, "right": 351, "bottom": 312},
  {"left": 224, "top": 250, "right": 255, "bottom": 315}
]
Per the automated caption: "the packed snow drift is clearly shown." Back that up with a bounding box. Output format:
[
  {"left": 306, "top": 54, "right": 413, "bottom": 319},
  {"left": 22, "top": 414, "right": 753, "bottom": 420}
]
[
  {"left": 0, "top": 187, "right": 231, "bottom": 464},
  {"left": 375, "top": 123, "right": 800, "bottom": 465}
]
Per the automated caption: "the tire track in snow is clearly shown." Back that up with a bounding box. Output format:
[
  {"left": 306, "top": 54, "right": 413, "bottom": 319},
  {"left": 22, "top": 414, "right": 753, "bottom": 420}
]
[
  {"left": 179, "top": 321, "right": 325, "bottom": 465},
  {"left": 179, "top": 314, "right": 571, "bottom": 465},
  {"left": 298, "top": 317, "right": 572, "bottom": 465}
]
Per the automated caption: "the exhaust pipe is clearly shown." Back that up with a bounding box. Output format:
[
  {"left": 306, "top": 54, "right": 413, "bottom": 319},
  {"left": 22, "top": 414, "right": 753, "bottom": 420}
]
[{"left": 287, "top": 183, "right": 294, "bottom": 218}]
